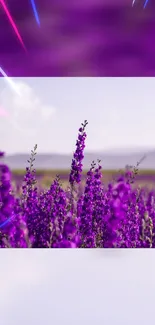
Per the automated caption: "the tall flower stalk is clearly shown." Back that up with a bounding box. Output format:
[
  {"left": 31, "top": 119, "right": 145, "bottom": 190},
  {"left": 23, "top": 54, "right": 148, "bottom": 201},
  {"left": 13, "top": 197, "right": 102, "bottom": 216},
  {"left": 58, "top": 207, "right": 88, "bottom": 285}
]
[{"left": 69, "top": 120, "right": 88, "bottom": 215}]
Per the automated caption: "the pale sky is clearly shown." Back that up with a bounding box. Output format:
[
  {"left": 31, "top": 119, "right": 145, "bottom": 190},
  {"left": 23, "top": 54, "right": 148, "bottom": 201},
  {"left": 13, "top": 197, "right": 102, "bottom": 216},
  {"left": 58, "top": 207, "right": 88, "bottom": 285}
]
[
  {"left": 0, "top": 250, "right": 155, "bottom": 325},
  {"left": 0, "top": 77, "right": 155, "bottom": 154}
]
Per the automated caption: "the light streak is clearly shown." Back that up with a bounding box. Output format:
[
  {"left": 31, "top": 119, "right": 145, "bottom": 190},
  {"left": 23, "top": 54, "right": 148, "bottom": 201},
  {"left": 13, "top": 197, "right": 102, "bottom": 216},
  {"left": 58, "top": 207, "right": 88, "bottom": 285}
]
[
  {"left": 143, "top": 0, "right": 149, "bottom": 8},
  {"left": 30, "top": 0, "right": 40, "bottom": 26},
  {"left": 132, "top": 0, "right": 150, "bottom": 7},
  {"left": 0, "top": 216, "right": 13, "bottom": 229},
  {"left": 0, "top": 66, "right": 21, "bottom": 96},
  {"left": 0, "top": 0, "right": 27, "bottom": 51},
  {"left": 132, "top": 0, "right": 136, "bottom": 6}
]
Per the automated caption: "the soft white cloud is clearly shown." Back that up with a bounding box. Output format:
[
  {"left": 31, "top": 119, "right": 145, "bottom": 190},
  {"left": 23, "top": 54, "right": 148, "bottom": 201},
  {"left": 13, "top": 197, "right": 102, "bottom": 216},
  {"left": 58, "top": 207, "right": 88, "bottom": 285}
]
[
  {"left": 1, "top": 77, "right": 155, "bottom": 154},
  {"left": 0, "top": 81, "right": 55, "bottom": 136}
]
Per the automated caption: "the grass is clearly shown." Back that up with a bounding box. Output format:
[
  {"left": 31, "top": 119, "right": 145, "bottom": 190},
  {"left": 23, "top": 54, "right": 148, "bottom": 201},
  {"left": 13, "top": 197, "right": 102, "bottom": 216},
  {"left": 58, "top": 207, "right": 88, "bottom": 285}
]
[
  {"left": 12, "top": 169, "right": 155, "bottom": 175},
  {"left": 11, "top": 169, "right": 155, "bottom": 190}
]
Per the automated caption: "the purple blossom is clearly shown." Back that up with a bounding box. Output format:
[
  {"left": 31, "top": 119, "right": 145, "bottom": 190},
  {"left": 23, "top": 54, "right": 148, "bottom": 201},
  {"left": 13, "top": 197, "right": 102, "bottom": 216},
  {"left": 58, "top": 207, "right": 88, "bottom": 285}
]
[
  {"left": 0, "top": 121, "right": 155, "bottom": 248},
  {"left": 69, "top": 120, "right": 88, "bottom": 186}
]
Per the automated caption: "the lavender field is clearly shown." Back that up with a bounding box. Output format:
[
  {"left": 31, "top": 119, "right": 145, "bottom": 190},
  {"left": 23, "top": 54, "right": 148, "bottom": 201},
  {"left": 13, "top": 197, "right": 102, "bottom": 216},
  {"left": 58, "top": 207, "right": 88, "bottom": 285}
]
[
  {"left": 11, "top": 169, "right": 155, "bottom": 190},
  {"left": 1, "top": 120, "right": 155, "bottom": 248}
]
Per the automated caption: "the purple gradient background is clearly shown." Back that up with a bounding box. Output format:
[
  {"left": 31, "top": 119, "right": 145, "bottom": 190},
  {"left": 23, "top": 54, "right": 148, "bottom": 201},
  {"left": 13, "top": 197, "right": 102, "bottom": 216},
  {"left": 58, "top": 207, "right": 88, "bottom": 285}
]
[{"left": 0, "top": 0, "right": 154, "bottom": 76}]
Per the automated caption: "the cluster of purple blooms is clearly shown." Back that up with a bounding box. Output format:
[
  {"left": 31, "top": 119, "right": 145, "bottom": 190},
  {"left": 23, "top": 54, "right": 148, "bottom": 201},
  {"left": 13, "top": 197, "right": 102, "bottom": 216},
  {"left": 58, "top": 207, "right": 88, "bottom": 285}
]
[{"left": 0, "top": 120, "right": 155, "bottom": 248}]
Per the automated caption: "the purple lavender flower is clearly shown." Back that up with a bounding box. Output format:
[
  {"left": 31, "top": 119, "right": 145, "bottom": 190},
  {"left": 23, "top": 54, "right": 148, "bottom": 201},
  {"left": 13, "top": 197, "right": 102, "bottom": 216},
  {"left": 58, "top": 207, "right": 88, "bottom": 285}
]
[
  {"left": 69, "top": 120, "right": 88, "bottom": 186},
  {"left": 79, "top": 162, "right": 96, "bottom": 248},
  {"left": 1, "top": 121, "right": 155, "bottom": 248}
]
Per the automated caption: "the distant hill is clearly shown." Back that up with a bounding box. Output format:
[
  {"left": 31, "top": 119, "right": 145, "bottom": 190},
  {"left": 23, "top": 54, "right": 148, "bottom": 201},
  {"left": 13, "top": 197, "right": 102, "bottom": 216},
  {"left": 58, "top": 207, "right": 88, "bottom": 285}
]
[{"left": 1, "top": 150, "right": 155, "bottom": 170}]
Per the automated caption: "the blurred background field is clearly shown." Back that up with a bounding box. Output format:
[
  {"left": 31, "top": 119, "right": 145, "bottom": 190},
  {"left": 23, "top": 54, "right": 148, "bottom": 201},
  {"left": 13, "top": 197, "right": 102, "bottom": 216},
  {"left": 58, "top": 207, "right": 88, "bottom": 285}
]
[
  {"left": 1, "top": 0, "right": 155, "bottom": 77},
  {"left": 11, "top": 169, "right": 155, "bottom": 191}
]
